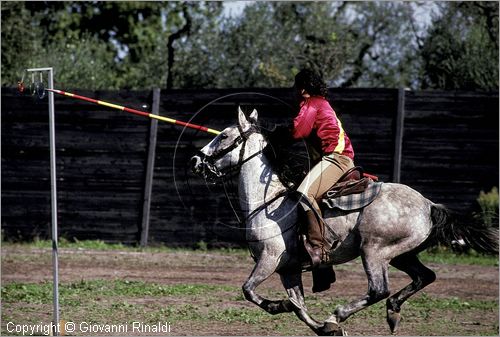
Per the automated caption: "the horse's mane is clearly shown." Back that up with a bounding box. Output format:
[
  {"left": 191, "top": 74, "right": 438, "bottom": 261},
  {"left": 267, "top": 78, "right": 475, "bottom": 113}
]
[{"left": 259, "top": 122, "right": 309, "bottom": 189}]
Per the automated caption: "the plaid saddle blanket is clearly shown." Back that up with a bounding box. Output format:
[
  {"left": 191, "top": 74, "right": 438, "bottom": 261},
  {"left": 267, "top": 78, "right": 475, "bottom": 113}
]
[{"left": 322, "top": 181, "right": 383, "bottom": 211}]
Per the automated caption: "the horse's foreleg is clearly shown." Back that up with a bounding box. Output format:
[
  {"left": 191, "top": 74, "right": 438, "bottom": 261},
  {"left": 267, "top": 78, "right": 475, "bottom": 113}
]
[
  {"left": 386, "top": 254, "right": 436, "bottom": 334},
  {"left": 242, "top": 256, "right": 294, "bottom": 315},
  {"left": 280, "top": 273, "right": 324, "bottom": 334}
]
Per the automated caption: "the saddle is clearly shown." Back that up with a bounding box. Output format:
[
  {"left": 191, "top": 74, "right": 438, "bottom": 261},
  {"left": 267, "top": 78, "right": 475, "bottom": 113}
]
[{"left": 323, "top": 166, "right": 377, "bottom": 200}]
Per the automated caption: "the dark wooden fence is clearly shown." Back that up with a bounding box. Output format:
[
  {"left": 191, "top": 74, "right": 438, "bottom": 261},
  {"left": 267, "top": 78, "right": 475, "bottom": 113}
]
[{"left": 2, "top": 87, "right": 498, "bottom": 246}]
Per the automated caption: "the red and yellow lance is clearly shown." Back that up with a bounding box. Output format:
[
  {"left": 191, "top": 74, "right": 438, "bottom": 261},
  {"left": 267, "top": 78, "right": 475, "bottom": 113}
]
[{"left": 45, "top": 88, "right": 221, "bottom": 135}]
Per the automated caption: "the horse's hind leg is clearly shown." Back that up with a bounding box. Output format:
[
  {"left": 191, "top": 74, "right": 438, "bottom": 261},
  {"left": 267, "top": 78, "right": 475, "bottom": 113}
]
[
  {"left": 242, "top": 255, "right": 295, "bottom": 315},
  {"left": 323, "top": 252, "right": 390, "bottom": 333},
  {"left": 386, "top": 254, "right": 436, "bottom": 334}
]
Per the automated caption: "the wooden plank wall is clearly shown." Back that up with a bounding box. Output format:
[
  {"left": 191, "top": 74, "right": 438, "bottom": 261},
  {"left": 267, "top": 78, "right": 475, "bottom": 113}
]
[
  {"left": 2, "top": 89, "right": 153, "bottom": 243},
  {"left": 1, "top": 87, "right": 498, "bottom": 246},
  {"left": 402, "top": 91, "right": 499, "bottom": 209}
]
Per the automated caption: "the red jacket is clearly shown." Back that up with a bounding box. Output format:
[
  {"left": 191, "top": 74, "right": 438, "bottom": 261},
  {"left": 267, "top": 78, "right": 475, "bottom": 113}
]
[{"left": 292, "top": 96, "right": 354, "bottom": 160}]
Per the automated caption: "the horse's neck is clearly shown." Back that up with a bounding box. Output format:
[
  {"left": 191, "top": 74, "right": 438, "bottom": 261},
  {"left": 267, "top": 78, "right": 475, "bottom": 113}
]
[{"left": 238, "top": 136, "right": 286, "bottom": 216}]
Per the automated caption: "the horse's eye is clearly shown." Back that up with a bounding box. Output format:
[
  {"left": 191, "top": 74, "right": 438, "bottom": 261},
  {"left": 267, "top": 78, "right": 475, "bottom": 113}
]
[{"left": 220, "top": 133, "right": 228, "bottom": 139}]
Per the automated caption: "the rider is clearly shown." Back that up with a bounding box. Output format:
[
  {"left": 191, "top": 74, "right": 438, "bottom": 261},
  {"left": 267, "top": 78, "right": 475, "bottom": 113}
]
[{"left": 292, "top": 69, "right": 355, "bottom": 267}]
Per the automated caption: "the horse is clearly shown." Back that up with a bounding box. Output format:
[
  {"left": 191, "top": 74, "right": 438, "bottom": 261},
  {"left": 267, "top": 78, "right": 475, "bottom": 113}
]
[{"left": 190, "top": 107, "right": 498, "bottom": 335}]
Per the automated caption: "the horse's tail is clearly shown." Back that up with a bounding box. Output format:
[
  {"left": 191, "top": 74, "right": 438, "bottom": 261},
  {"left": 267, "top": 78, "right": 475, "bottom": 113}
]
[{"left": 430, "top": 203, "right": 498, "bottom": 254}]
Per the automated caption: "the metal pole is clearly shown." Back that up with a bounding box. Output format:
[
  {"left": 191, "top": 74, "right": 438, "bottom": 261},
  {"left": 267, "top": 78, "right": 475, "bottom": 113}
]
[
  {"left": 26, "top": 67, "right": 54, "bottom": 72},
  {"left": 48, "top": 68, "right": 60, "bottom": 336},
  {"left": 27, "top": 67, "right": 59, "bottom": 335},
  {"left": 140, "top": 88, "right": 160, "bottom": 247},
  {"left": 392, "top": 87, "right": 406, "bottom": 183}
]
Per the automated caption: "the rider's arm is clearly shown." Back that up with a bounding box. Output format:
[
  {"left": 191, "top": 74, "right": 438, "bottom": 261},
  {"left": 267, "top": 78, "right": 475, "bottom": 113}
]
[{"left": 292, "top": 99, "right": 317, "bottom": 139}]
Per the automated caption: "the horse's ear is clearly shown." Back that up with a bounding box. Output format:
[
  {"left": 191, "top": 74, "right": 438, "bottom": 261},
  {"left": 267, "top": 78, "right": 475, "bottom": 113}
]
[
  {"left": 238, "top": 106, "right": 252, "bottom": 131},
  {"left": 249, "top": 109, "right": 258, "bottom": 123}
]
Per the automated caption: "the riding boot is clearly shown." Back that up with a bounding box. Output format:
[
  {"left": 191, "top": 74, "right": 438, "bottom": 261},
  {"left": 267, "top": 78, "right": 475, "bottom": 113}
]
[
  {"left": 303, "top": 209, "right": 325, "bottom": 268},
  {"left": 303, "top": 210, "right": 337, "bottom": 292}
]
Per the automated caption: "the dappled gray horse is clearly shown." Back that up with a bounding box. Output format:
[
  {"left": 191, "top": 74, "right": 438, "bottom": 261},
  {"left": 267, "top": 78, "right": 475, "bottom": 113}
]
[{"left": 190, "top": 108, "right": 498, "bottom": 335}]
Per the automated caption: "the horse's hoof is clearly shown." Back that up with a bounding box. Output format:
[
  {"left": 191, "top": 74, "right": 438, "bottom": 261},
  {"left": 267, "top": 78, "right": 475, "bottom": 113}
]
[
  {"left": 387, "top": 309, "right": 401, "bottom": 334},
  {"left": 318, "top": 321, "right": 347, "bottom": 336}
]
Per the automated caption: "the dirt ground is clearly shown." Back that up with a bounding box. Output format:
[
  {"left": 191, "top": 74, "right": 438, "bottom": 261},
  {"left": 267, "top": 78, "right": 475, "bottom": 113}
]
[{"left": 2, "top": 246, "right": 499, "bottom": 336}]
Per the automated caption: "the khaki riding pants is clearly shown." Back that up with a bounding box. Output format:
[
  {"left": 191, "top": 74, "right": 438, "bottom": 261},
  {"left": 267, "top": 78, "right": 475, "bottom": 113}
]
[{"left": 297, "top": 153, "right": 354, "bottom": 215}]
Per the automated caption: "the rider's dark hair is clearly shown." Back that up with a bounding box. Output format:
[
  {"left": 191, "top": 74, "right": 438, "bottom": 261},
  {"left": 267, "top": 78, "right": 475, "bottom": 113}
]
[{"left": 294, "top": 69, "right": 328, "bottom": 98}]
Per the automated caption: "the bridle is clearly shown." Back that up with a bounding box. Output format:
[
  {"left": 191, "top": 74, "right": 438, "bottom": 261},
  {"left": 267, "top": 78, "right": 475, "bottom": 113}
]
[
  {"left": 198, "top": 125, "right": 263, "bottom": 180},
  {"left": 196, "top": 124, "right": 295, "bottom": 240}
]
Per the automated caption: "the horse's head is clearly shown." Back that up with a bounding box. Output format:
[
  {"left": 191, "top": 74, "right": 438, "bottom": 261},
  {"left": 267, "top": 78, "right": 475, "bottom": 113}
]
[{"left": 191, "top": 107, "right": 260, "bottom": 183}]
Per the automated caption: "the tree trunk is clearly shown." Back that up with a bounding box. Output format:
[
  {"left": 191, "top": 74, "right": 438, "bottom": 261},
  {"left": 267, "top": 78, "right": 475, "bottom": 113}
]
[{"left": 166, "top": 4, "right": 192, "bottom": 89}]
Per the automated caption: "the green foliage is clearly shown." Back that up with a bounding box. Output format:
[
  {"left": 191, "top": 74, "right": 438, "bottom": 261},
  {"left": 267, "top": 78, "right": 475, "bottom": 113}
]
[
  {"left": 207, "top": 307, "right": 270, "bottom": 324},
  {"left": 419, "top": 246, "right": 498, "bottom": 266},
  {"left": 195, "top": 240, "right": 208, "bottom": 251},
  {"left": 4, "top": 239, "right": 498, "bottom": 266},
  {"left": 421, "top": 2, "right": 499, "bottom": 90},
  {"left": 3, "top": 239, "right": 251, "bottom": 257},
  {"left": 2, "top": 282, "right": 53, "bottom": 305},
  {"left": 1, "top": 2, "right": 498, "bottom": 90},
  {"left": 406, "top": 293, "right": 499, "bottom": 313},
  {"left": 174, "top": 2, "right": 421, "bottom": 89},
  {"left": 1, "top": 2, "right": 43, "bottom": 86},
  {"left": 337, "top": 2, "right": 420, "bottom": 88},
  {"left": 1, "top": 279, "right": 236, "bottom": 306},
  {"left": 1, "top": 2, "right": 222, "bottom": 89},
  {"left": 30, "top": 237, "right": 129, "bottom": 250},
  {"left": 1, "top": 2, "right": 117, "bottom": 89},
  {"left": 31, "top": 33, "right": 117, "bottom": 90},
  {"left": 477, "top": 187, "right": 499, "bottom": 227}
]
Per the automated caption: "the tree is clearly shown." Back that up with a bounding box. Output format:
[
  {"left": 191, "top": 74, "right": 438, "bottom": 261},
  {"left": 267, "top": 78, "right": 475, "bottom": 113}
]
[
  {"left": 174, "top": 2, "right": 355, "bottom": 88},
  {"left": 1, "top": 1, "right": 222, "bottom": 89},
  {"left": 1, "top": 2, "right": 148, "bottom": 89},
  {"left": 420, "top": 2, "right": 499, "bottom": 90},
  {"left": 163, "top": 2, "right": 223, "bottom": 89},
  {"left": 174, "top": 2, "right": 426, "bottom": 89},
  {"left": 337, "top": 2, "right": 421, "bottom": 88},
  {"left": 2, "top": 1, "right": 497, "bottom": 91},
  {"left": 1, "top": 2, "right": 46, "bottom": 87}
]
